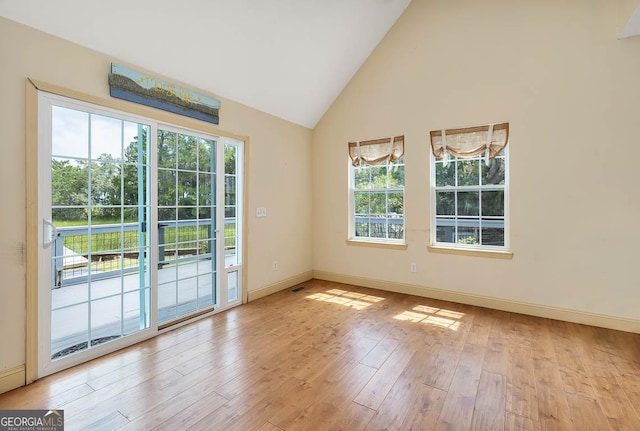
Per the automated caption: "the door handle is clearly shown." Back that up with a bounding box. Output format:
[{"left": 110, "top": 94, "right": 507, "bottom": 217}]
[{"left": 43, "top": 218, "right": 58, "bottom": 248}]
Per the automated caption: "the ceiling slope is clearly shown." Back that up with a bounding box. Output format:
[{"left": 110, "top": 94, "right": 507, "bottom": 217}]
[{"left": 0, "top": 0, "right": 411, "bottom": 128}]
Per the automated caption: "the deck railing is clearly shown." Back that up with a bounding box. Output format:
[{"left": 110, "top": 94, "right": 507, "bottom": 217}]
[
  {"left": 53, "top": 219, "right": 234, "bottom": 288},
  {"left": 353, "top": 216, "right": 504, "bottom": 244}
]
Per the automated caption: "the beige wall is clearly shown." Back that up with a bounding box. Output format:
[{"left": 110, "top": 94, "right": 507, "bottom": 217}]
[
  {"left": 2, "top": 0, "right": 640, "bottom": 388},
  {"left": 0, "top": 17, "right": 312, "bottom": 374},
  {"left": 313, "top": 0, "right": 640, "bottom": 322}
]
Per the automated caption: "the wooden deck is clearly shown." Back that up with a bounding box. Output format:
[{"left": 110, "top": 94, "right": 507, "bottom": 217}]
[{"left": 2, "top": 279, "right": 640, "bottom": 430}]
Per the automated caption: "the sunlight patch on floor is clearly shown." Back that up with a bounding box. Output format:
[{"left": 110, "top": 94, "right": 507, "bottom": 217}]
[
  {"left": 306, "top": 289, "right": 385, "bottom": 310},
  {"left": 393, "top": 305, "right": 464, "bottom": 330}
]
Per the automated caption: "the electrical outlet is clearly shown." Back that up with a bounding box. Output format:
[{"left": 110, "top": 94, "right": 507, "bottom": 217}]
[
  {"left": 272, "top": 260, "right": 278, "bottom": 271},
  {"left": 410, "top": 262, "right": 417, "bottom": 273}
]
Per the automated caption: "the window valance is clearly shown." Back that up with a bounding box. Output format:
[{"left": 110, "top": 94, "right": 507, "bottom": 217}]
[
  {"left": 348, "top": 135, "right": 404, "bottom": 167},
  {"left": 430, "top": 123, "right": 508, "bottom": 166}
]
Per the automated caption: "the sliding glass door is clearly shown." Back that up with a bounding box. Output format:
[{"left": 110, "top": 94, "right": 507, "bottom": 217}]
[{"left": 37, "top": 93, "right": 243, "bottom": 377}]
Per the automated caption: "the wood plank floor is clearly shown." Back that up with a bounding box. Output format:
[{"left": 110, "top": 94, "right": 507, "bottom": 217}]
[{"left": 2, "top": 279, "right": 640, "bottom": 430}]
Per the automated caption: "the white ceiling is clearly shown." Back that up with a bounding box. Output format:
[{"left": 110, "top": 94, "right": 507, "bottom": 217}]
[
  {"left": 0, "top": 0, "right": 411, "bottom": 128},
  {"left": 621, "top": 5, "right": 640, "bottom": 38}
]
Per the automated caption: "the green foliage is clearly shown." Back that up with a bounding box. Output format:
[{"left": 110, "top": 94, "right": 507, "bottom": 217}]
[
  {"left": 225, "top": 144, "right": 236, "bottom": 174},
  {"left": 53, "top": 130, "right": 226, "bottom": 224},
  {"left": 53, "top": 129, "right": 239, "bottom": 254},
  {"left": 62, "top": 223, "right": 236, "bottom": 254},
  {"left": 52, "top": 159, "right": 88, "bottom": 220},
  {"left": 434, "top": 151, "right": 506, "bottom": 247},
  {"left": 457, "top": 236, "right": 479, "bottom": 245},
  {"left": 353, "top": 159, "right": 404, "bottom": 240},
  {"left": 354, "top": 162, "right": 404, "bottom": 191},
  {"left": 458, "top": 191, "right": 479, "bottom": 216},
  {"left": 156, "top": 130, "right": 219, "bottom": 220},
  {"left": 434, "top": 153, "right": 505, "bottom": 219},
  {"left": 353, "top": 159, "right": 404, "bottom": 217},
  {"left": 435, "top": 161, "right": 455, "bottom": 186},
  {"left": 63, "top": 230, "right": 142, "bottom": 254},
  {"left": 483, "top": 158, "right": 505, "bottom": 185},
  {"left": 458, "top": 159, "right": 479, "bottom": 186}
]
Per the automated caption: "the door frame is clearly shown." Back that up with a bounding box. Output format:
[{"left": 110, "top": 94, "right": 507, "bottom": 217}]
[{"left": 25, "top": 79, "right": 249, "bottom": 383}]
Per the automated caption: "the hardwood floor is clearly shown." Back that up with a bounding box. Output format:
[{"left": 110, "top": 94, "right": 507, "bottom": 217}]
[{"left": 2, "top": 279, "right": 640, "bottom": 430}]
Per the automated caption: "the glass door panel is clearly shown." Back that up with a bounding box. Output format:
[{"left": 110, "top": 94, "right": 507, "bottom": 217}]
[
  {"left": 43, "top": 99, "right": 151, "bottom": 372},
  {"left": 227, "top": 270, "right": 239, "bottom": 302},
  {"left": 157, "top": 129, "right": 217, "bottom": 324}
]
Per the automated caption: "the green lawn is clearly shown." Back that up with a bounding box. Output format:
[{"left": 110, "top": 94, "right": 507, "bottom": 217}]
[
  {"left": 57, "top": 219, "right": 236, "bottom": 254},
  {"left": 54, "top": 218, "right": 124, "bottom": 227}
]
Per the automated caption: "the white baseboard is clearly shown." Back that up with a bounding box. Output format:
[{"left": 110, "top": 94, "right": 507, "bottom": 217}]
[
  {"left": 312, "top": 270, "right": 640, "bottom": 334},
  {"left": 248, "top": 271, "right": 313, "bottom": 302},
  {"left": 0, "top": 365, "right": 25, "bottom": 395}
]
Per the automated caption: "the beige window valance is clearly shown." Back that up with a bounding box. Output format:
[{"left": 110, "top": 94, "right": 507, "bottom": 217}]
[
  {"left": 348, "top": 135, "right": 404, "bottom": 167},
  {"left": 430, "top": 123, "right": 509, "bottom": 166}
]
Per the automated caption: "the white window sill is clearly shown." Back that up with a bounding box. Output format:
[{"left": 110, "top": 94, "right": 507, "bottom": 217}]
[
  {"left": 427, "top": 245, "right": 513, "bottom": 259},
  {"left": 346, "top": 239, "right": 408, "bottom": 250}
]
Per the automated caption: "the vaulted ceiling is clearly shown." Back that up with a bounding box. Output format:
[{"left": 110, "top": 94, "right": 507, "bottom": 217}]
[
  {"left": 0, "top": 0, "right": 411, "bottom": 128},
  {"left": 3, "top": 0, "right": 638, "bottom": 128}
]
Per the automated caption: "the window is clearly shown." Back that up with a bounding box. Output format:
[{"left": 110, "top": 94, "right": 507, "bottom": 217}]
[
  {"left": 430, "top": 123, "right": 508, "bottom": 249},
  {"left": 349, "top": 136, "right": 405, "bottom": 242}
]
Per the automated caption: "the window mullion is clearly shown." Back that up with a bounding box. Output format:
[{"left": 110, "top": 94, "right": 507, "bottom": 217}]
[
  {"left": 478, "top": 187, "right": 483, "bottom": 246},
  {"left": 453, "top": 155, "right": 458, "bottom": 243},
  {"left": 385, "top": 163, "right": 389, "bottom": 239}
]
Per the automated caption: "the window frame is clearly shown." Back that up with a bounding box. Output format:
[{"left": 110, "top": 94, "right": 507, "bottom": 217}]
[
  {"left": 430, "top": 147, "right": 510, "bottom": 252},
  {"left": 349, "top": 156, "right": 406, "bottom": 245}
]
